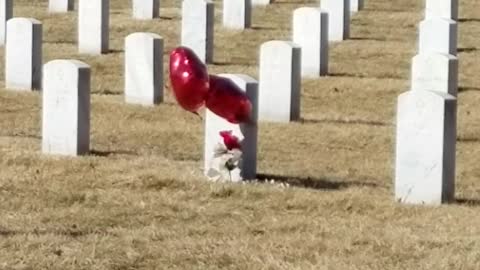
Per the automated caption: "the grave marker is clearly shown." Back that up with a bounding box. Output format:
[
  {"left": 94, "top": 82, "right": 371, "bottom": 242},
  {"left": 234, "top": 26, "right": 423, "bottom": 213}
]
[
  {"left": 0, "top": 0, "right": 13, "bottom": 46},
  {"left": 49, "top": 0, "right": 74, "bottom": 13},
  {"left": 419, "top": 18, "right": 457, "bottom": 56},
  {"left": 411, "top": 53, "right": 458, "bottom": 97},
  {"left": 426, "top": 0, "right": 458, "bottom": 20},
  {"left": 205, "top": 74, "right": 258, "bottom": 182},
  {"left": 5, "top": 18, "right": 42, "bottom": 91},
  {"left": 320, "top": 0, "right": 350, "bottom": 41},
  {"left": 395, "top": 90, "right": 456, "bottom": 205},
  {"left": 293, "top": 7, "right": 329, "bottom": 77},
  {"left": 252, "top": 0, "right": 271, "bottom": 5},
  {"left": 132, "top": 0, "right": 159, "bottom": 20},
  {"left": 258, "top": 41, "right": 301, "bottom": 122},
  {"left": 78, "top": 0, "right": 109, "bottom": 54},
  {"left": 181, "top": 0, "right": 214, "bottom": 63},
  {"left": 125, "top": 32, "right": 164, "bottom": 105},
  {"left": 223, "top": 0, "right": 251, "bottom": 30},
  {"left": 42, "top": 60, "right": 91, "bottom": 156},
  {"left": 350, "top": 0, "right": 364, "bottom": 12}
]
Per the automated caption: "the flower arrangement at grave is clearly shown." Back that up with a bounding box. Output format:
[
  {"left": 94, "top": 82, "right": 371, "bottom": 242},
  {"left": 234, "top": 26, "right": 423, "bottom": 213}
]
[
  {"left": 169, "top": 46, "right": 252, "bottom": 182},
  {"left": 206, "top": 131, "right": 243, "bottom": 182}
]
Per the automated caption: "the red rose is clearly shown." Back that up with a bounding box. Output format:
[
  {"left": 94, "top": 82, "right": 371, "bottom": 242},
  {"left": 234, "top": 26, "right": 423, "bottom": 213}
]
[{"left": 219, "top": 131, "right": 241, "bottom": 150}]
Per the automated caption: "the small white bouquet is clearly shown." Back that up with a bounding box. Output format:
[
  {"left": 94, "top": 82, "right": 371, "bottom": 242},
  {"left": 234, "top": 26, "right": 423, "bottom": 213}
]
[{"left": 206, "top": 131, "right": 243, "bottom": 182}]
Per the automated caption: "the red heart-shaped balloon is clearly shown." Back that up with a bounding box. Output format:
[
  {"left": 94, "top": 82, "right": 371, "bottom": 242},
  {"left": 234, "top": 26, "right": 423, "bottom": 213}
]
[
  {"left": 206, "top": 75, "right": 252, "bottom": 124},
  {"left": 169, "top": 47, "right": 210, "bottom": 113}
]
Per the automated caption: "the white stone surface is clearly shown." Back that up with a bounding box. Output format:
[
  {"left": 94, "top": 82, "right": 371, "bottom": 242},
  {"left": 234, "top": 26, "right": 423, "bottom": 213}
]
[
  {"left": 125, "top": 32, "right": 163, "bottom": 105},
  {"left": 49, "top": 0, "right": 74, "bottom": 13},
  {"left": 426, "top": 0, "right": 458, "bottom": 20},
  {"left": 78, "top": 0, "right": 109, "bottom": 54},
  {"left": 411, "top": 53, "right": 458, "bottom": 97},
  {"left": 320, "top": 0, "right": 350, "bottom": 41},
  {"left": 0, "top": 0, "right": 13, "bottom": 46},
  {"left": 205, "top": 74, "right": 258, "bottom": 182},
  {"left": 223, "top": 0, "right": 251, "bottom": 29},
  {"left": 293, "top": 7, "right": 329, "bottom": 77},
  {"left": 350, "top": 0, "right": 364, "bottom": 12},
  {"left": 42, "top": 60, "right": 91, "bottom": 156},
  {"left": 252, "top": 0, "right": 271, "bottom": 5},
  {"left": 181, "top": 0, "right": 214, "bottom": 63},
  {"left": 395, "top": 90, "right": 456, "bottom": 205},
  {"left": 132, "top": 0, "right": 159, "bottom": 20},
  {"left": 258, "top": 41, "right": 301, "bottom": 123},
  {"left": 419, "top": 18, "right": 457, "bottom": 56},
  {"left": 5, "top": 18, "right": 42, "bottom": 91}
]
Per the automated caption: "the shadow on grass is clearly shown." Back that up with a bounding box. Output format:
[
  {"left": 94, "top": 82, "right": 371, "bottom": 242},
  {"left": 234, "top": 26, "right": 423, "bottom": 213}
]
[
  {"left": 93, "top": 90, "right": 122, "bottom": 96},
  {"left": 458, "top": 47, "right": 477, "bottom": 53},
  {"left": 328, "top": 72, "right": 405, "bottom": 80},
  {"left": 0, "top": 133, "right": 40, "bottom": 139},
  {"left": 458, "top": 86, "right": 480, "bottom": 93},
  {"left": 90, "top": 149, "right": 137, "bottom": 157},
  {"left": 0, "top": 227, "right": 112, "bottom": 237},
  {"left": 456, "top": 198, "right": 480, "bottom": 207},
  {"left": 109, "top": 49, "right": 124, "bottom": 54},
  {"left": 257, "top": 173, "right": 379, "bottom": 191},
  {"left": 349, "top": 36, "right": 387, "bottom": 42},
  {"left": 301, "top": 117, "right": 390, "bottom": 127},
  {"left": 250, "top": 25, "right": 277, "bottom": 31},
  {"left": 458, "top": 18, "right": 480, "bottom": 23},
  {"left": 159, "top": 16, "right": 175, "bottom": 20}
]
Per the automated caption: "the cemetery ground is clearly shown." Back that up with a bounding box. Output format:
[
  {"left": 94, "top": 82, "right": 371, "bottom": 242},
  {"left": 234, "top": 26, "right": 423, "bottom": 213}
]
[{"left": 1, "top": 0, "right": 480, "bottom": 269}]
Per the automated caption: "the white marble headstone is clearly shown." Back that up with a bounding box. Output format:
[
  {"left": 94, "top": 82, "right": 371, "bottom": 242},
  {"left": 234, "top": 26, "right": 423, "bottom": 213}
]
[
  {"left": 5, "top": 18, "right": 42, "bottom": 91},
  {"left": 395, "top": 90, "right": 456, "bottom": 205},
  {"left": 132, "top": 0, "right": 159, "bottom": 20},
  {"left": 223, "top": 0, "right": 251, "bottom": 30},
  {"left": 0, "top": 0, "right": 13, "bottom": 46},
  {"left": 350, "top": 0, "right": 364, "bottom": 12},
  {"left": 419, "top": 18, "right": 457, "bottom": 56},
  {"left": 49, "top": 0, "right": 74, "bottom": 13},
  {"left": 205, "top": 74, "right": 258, "bottom": 182},
  {"left": 293, "top": 7, "right": 329, "bottom": 77},
  {"left": 42, "top": 60, "right": 91, "bottom": 156},
  {"left": 320, "top": 0, "right": 350, "bottom": 41},
  {"left": 125, "top": 32, "right": 164, "bottom": 106},
  {"left": 258, "top": 41, "right": 301, "bottom": 123},
  {"left": 252, "top": 0, "right": 272, "bottom": 5},
  {"left": 78, "top": 0, "right": 109, "bottom": 54},
  {"left": 181, "top": 0, "right": 214, "bottom": 64},
  {"left": 411, "top": 53, "right": 458, "bottom": 97},
  {"left": 426, "top": 0, "right": 458, "bottom": 20}
]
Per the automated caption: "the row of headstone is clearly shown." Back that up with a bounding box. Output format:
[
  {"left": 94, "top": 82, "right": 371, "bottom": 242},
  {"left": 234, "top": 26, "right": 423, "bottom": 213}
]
[
  {"left": 4, "top": 0, "right": 363, "bottom": 183},
  {"left": 40, "top": 57, "right": 258, "bottom": 183},
  {"left": 4, "top": 17, "right": 164, "bottom": 107},
  {"left": 41, "top": 65, "right": 258, "bottom": 183},
  {"left": 395, "top": 0, "right": 458, "bottom": 205},
  {"left": 255, "top": 0, "right": 368, "bottom": 122},
  {"left": 47, "top": 0, "right": 160, "bottom": 20}
]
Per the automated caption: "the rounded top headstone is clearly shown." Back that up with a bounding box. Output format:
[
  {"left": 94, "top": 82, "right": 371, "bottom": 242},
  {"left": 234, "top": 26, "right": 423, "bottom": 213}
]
[
  {"left": 261, "top": 40, "right": 301, "bottom": 50},
  {"left": 45, "top": 59, "right": 90, "bottom": 70},
  {"left": 126, "top": 32, "right": 163, "bottom": 41},
  {"left": 7, "top": 17, "right": 42, "bottom": 26}
]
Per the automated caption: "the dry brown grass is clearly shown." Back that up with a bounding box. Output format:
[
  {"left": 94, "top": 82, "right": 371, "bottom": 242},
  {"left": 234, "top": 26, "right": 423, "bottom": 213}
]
[{"left": 1, "top": 0, "right": 480, "bottom": 269}]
